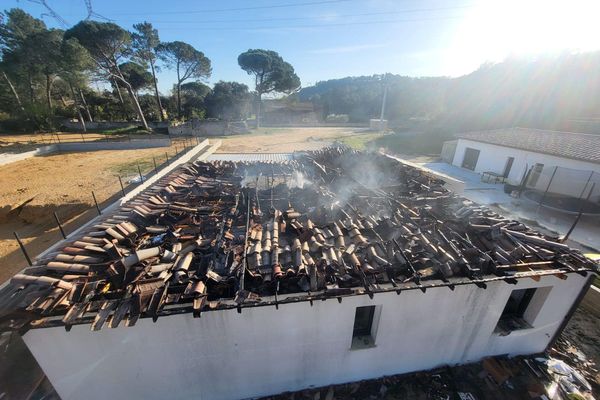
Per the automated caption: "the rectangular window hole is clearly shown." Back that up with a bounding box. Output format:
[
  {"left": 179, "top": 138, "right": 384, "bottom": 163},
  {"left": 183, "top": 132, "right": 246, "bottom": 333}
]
[
  {"left": 351, "top": 305, "right": 379, "bottom": 350},
  {"left": 495, "top": 288, "right": 542, "bottom": 335}
]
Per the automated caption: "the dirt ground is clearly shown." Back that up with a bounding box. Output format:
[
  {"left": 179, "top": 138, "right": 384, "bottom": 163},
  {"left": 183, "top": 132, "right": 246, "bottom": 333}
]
[
  {"left": 216, "top": 126, "right": 375, "bottom": 152},
  {"left": 0, "top": 138, "right": 191, "bottom": 284},
  {"left": 214, "top": 127, "right": 439, "bottom": 163},
  {"left": 0, "top": 132, "right": 170, "bottom": 153}
]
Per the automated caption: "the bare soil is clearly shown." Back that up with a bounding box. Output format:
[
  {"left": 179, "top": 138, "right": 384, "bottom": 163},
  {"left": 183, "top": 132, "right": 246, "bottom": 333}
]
[
  {"left": 0, "top": 139, "right": 189, "bottom": 284},
  {"left": 0, "top": 132, "right": 167, "bottom": 153},
  {"left": 216, "top": 126, "right": 372, "bottom": 153}
]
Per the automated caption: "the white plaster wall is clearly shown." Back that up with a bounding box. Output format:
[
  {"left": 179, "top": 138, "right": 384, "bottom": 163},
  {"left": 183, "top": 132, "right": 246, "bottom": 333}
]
[
  {"left": 23, "top": 273, "right": 589, "bottom": 400},
  {"left": 452, "top": 140, "right": 600, "bottom": 199}
]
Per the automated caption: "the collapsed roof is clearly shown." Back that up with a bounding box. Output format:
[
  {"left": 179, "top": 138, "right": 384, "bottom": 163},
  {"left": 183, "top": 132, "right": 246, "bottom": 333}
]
[{"left": 0, "top": 147, "right": 596, "bottom": 332}]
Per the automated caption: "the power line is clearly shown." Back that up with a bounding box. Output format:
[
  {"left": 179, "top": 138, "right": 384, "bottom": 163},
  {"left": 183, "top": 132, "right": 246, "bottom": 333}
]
[
  {"left": 102, "top": 0, "right": 357, "bottom": 17},
  {"left": 23, "top": 0, "right": 69, "bottom": 27},
  {"left": 84, "top": 0, "right": 112, "bottom": 21},
  {"left": 116, "top": 4, "right": 474, "bottom": 25},
  {"left": 146, "top": 14, "right": 468, "bottom": 31}
]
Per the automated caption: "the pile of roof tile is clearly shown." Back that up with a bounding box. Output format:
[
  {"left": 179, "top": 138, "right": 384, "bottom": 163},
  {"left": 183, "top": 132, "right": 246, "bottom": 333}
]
[{"left": 0, "top": 147, "right": 595, "bottom": 332}]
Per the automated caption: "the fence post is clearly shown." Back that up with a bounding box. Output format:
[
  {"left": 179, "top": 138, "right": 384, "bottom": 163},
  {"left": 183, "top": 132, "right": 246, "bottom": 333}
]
[
  {"left": 13, "top": 232, "right": 32, "bottom": 266},
  {"left": 91, "top": 191, "right": 102, "bottom": 215},
  {"left": 562, "top": 182, "right": 596, "bottom": 242},
  {"left": 165, "top": 152, "right": 170, "bottom": 164},
  {"left": 137, "top": 164, "right": 144, "bottom": 183},
  {"left": 118, "top": 176, "right": 126, "bottom": 197},
  {"left": 53, "top": 211, "right": 67, "bottom": 239},
  {"left": 153, "top": 157, "right": 158, "bottom": 174},
  {"left": 537, "top": 166, "right": 558, "bottom": 212}
]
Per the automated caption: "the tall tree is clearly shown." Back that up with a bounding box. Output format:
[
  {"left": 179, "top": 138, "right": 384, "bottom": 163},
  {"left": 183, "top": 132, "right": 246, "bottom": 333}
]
[
  {"left": 0, "top": 9, "right": 47, "bottom": 106},
  {"left": 60, "top": 37, "right": 93, "bottom": 125},
  {"left": 237, "top": 49, "right": 300, "bottom": 128},
  {"left": 131, "top": 22, "right": 164, "bottom": 121},
  {"left": 64, "top": 20, "right": 150, "bottom": 130},
  {"left": 158, "top": 41, "right": 211, "bottom": 118},
  {"left": 28, "top": 29, "right": 63, "bottom": 110}
]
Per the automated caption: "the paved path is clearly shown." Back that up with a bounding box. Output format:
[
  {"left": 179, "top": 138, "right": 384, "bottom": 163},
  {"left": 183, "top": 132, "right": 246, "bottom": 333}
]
[{"left": 421, "top": 162, "right": 600, "bottom": 251}]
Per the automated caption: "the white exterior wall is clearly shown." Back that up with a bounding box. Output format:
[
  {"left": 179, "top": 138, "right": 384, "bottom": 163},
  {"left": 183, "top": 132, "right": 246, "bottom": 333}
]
[
  {"left": 452, "top": 139, "right": 600, "bottom": 198},
  {"left": 23, "top": 274, "right": 589, "bottom": 400}
]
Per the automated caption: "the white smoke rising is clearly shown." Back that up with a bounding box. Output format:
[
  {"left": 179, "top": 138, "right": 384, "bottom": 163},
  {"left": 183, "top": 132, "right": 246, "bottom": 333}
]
[{"left": 288, "top": 171, "right": 311, "bottom": 189}]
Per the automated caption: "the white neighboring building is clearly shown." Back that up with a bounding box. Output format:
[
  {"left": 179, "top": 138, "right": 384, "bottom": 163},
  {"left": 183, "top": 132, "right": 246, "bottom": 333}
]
[{"left": 445, "top": 128, "right": 600, "bottom": 201}]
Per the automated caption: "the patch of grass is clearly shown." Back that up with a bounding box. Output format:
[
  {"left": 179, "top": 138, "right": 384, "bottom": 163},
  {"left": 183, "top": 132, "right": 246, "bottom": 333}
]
[
  {"left": 109, "top": 154, "right": 168, "bottom": 177},
  {"left": 90, "top": 126, "right": 151, "bottom": 135},
  {"left": 336, "top": 132, "right": 385, "bottom": 150}
]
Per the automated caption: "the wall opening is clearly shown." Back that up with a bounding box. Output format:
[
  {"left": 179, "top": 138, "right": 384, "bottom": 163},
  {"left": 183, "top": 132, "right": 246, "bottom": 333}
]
[
  {"left": 495, "top": 287, "right": 551, "bottom": 335},
  {"left": 461, "top": 147, "right": 480, "bottom": 170},
  {"left": 528, "top": 163, "right": 545, "bottom": 187},
  {"left": 503, "top": 157, "right": 515, "bottom": 178},
  {"left": 351, "top": 305, "right": 380, "bottom": 350}
]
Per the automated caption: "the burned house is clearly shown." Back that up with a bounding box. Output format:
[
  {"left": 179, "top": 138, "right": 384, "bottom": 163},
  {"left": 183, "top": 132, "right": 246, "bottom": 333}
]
[{"left": 0, "top": 147, "right": 596, "bottom": 400}]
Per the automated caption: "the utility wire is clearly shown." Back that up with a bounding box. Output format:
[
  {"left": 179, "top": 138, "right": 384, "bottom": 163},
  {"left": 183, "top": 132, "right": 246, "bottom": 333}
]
[
  {"left": 150, "top": 14, "right": 468, "bottom": 31},
  {"left": 116, "top": 4, "right": 474, "bottom": 24},
  {"left": 23, "top": 0, "right": 69, "bottom": 27},
  {"left": 84, "top": 0, "right": 112, "bottom": 21},
  {"left": 102, "top": 0, "right": 357, "bottom": 16}
]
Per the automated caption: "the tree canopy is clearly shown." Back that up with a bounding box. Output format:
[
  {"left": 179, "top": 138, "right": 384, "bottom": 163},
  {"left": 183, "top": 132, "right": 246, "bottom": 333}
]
[
  {"left": 158, "top": 41, "right": 211, "bottom": 118},
  {"left": 65, "top": 20, "right": 149, "bottom": 129},
  {"left": 131, "top": 21, "right": 164, "bottom": 120},
  {"left": 238, "top": 49, "right": 300, "bottom": 126}
]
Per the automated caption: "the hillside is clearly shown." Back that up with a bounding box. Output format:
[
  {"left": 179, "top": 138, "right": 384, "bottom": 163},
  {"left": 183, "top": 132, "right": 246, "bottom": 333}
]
[{"left": 297, "top": 52, "right": 600, "bottom": 135}]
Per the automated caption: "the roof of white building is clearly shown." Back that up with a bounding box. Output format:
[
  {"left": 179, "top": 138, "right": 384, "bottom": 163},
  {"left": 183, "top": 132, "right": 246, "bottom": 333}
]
[{"left": 456, "top": 127, "right": 600, "bottom": 164}]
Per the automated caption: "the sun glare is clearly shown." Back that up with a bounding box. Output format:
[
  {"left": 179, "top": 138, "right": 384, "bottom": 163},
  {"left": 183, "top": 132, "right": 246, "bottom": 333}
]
[{"left": 444, "top": 0, "right": 600, "bottom": 75}]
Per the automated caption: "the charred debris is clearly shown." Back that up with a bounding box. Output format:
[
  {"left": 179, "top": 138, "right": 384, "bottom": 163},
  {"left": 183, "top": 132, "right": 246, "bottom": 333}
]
[{"left": 0, "top": 147, "right": 596, "bottom": 332}]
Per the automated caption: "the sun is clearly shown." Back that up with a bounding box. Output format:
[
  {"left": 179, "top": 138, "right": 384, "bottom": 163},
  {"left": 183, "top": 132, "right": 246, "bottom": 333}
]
[{"left": 444, "top": 0, "right": 600, "bottom": 75}]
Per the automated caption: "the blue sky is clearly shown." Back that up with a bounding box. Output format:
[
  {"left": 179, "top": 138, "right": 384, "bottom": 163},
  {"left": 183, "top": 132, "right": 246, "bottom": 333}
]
[{"left": 6, "top": 0, "right": 600, "bottom": 94}]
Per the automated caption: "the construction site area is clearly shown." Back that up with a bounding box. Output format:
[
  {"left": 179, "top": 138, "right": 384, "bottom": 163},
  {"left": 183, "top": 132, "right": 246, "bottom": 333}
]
[{"left": 0, "top": 129, "right": 598, "bottom": 400}]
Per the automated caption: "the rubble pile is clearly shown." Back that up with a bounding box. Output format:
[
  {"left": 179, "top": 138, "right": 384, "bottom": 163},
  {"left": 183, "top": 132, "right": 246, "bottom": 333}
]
[
  {"left": 259, "top": 350, "right": 598, "bottom": 399},
  {"left": 0, "top": 147, "right": 596, "bottom": 332}
]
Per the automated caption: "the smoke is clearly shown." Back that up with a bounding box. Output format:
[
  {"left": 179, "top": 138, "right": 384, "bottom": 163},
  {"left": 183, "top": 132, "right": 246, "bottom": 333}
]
[{"left": 288, "top": 170, "right": 311, "bottom": 189}]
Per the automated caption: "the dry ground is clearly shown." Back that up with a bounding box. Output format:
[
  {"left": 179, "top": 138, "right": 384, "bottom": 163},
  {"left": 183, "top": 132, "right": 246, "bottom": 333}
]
[
  {"left": 0, "top": 131, "right": 169, "bottom": 153},
  {"left": 216, "top": 126, "right": 377, "bottom": 152},
  {"left": 0, "top": 138, "right": 190, "bottom": 283}
]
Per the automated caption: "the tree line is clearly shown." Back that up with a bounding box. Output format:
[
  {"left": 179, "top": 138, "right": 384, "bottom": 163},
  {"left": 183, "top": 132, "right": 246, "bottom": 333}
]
[
  {"left": 0, "top": 9, "right": 300, "bottom": 131},
  {"left": 299, "top": 52, "right": 600, "bottom": 135}
]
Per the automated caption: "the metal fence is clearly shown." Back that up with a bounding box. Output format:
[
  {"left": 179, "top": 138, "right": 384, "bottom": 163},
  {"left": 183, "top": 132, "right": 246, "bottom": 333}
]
[
  {"left": 9, "top": 138, "right": 202, "bottom": 268},
  {"left": 523, "top": 165, "right": 600, "bottom": 214}
]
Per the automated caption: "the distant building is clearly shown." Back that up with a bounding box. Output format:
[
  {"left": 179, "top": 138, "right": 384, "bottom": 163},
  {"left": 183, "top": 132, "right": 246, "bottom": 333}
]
[
  {"left": 369, "top": 119, "right": 388, "bottom": 131},
  {"left": 443, "top": 127, "right": 600, "bottom": 202},
  {"left": 262, "top": 100, "right": 319, "bottom": 125}
]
